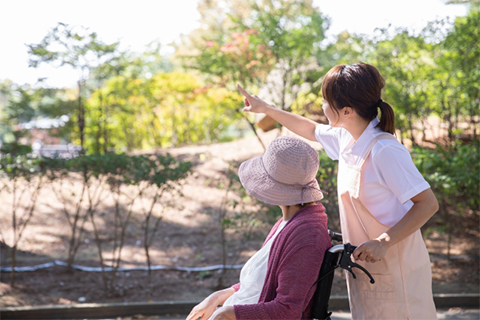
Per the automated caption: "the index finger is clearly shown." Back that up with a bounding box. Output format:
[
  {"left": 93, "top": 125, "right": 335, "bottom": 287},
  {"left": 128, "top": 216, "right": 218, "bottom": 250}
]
[{"left": 237, "top": 84, "right": 252, "bottom": 98}]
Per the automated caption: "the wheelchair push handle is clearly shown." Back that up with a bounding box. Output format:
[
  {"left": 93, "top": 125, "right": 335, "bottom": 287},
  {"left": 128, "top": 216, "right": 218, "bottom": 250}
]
[
  {"left": 328, "top": 230, "right": 343, "bottom": 242},
  {"left": 341, "top": 243, "right": 375, "bottom": 284}
]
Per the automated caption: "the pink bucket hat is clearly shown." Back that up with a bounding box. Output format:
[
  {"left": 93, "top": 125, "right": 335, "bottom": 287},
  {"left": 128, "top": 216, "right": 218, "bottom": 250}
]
[{"left": 238, "top": 136, "right": 324, "bottom": 206}]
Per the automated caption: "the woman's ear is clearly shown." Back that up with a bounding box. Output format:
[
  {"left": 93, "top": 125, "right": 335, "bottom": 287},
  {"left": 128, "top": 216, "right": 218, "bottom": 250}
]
[{"left": 343, "top": 107, "right": 354, "bottom": 117}]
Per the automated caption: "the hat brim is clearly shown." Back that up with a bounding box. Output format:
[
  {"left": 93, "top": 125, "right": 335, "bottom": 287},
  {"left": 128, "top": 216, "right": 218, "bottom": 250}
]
[{"left": 238, "top": 156, "right": 324, "bottom": 206}]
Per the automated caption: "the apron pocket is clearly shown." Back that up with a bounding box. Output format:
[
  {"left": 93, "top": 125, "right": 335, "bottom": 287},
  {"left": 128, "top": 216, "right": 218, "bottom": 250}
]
[
  {"left": 358, "top": 273, "right": 401, "bottom": 319},
  {"left": 360, "top": 273, "right": 396, "bottom": 300}
]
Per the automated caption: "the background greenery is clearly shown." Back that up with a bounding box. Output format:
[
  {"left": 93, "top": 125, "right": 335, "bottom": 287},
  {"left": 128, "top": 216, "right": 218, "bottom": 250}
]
[{"left": 0, "top": 0, "right": 478, "bottom": 290}]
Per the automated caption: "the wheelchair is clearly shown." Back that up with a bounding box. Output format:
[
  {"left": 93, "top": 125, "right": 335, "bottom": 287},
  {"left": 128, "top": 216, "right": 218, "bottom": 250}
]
[{"left": 310, "top": 230, "right": 375, "bottom": 320}]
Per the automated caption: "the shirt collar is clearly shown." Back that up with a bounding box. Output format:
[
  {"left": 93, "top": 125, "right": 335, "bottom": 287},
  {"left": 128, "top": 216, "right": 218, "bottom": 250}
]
[{"left": 342, "top": 118, "right": 383, "bottom": 165}]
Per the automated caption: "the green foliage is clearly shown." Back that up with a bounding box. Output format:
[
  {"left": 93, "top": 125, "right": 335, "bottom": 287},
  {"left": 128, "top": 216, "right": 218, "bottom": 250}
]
[
  {"left": 412, "top": 143, "right": 479, "bottom": 210},
  {"left": 184, "top": 29, "right": 275, "bottom": 90},
  {"left": 296, "top": 11, "right": 479, "bottom": 146},
  {"left": 441, "top": 10, "right": 480, "bottom": 135},
  {"left": 42, "top": 152, "right": 192, "bottom": 187},
  {"left": 0, "top": 81, "right": 77, "bottom": 146},
  {"left": 41, "top": 152, "right": 192, "bottom": 289},
  {"left": 189, "top": 0, "right": 329, "bottom": 108},
  {"left": 245, "top": 0, "right": 327, "bottom": 64},
  {"left": 316, "top": 151, "right": 339, "bottom": 226},
  {"left": 91, "top": 42, "right": 173, "bottom": 82},
  {"left": 369, "top": 29, "right": 436, "bottom": 143},
  {"left": 242, "top": 0, "right": 328, "bottom": 112},
  {"left": 292, "top": 31, "right": 367, "bottom": 119},
  {"left": 316, "top": 31, "right": 367, "bottom": 72},
  {"left": 85, "top": 71, "right": 244, "bottom": 152},
  {"left": 27, "top": 23, "right": 121, "bottom": 71},
  {"left": 28, "top": 22, "right": 123, "bottom": 149},
  {"left": 0, "top": 153, "right": 41, "bottom": 181},
  {"left": 0, "top": 143, "right": 32, "bottom": 156}
]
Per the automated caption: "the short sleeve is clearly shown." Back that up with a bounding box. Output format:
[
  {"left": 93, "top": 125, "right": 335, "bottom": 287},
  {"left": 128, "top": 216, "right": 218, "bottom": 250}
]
[
  {"left": 372, "top": 142, "right": 430, "bottom": 204},
  {"left": 314, "top": 124, "right": 341, "bottom": 160}
]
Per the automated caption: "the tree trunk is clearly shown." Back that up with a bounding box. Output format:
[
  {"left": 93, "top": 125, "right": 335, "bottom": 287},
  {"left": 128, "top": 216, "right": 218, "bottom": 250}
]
[
  {"left": 408, "top": 115, "right": 416, "bottom": 146},
  {"left": 78, "top": 81, "right": 85, "bottom": 151},
  {"left": 102, "top": 100, "right": 108, "bottom": 154},
  {"left": 10, "top": 245, "right": 16, "bottom": 287},
  {"left": 243, "top": 114, "right": 265, "bottom": 151}
]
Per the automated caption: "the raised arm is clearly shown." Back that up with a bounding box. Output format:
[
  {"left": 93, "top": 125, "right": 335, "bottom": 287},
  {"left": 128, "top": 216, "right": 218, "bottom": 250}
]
[{"left": 237, "top": 84, "right": 318, "bottom": 141}]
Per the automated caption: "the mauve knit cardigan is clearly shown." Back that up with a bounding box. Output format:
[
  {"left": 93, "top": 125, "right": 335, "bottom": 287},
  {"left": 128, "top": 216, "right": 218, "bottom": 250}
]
[{"left": 232, "top": 204, "right": 330, "bottom": 320}]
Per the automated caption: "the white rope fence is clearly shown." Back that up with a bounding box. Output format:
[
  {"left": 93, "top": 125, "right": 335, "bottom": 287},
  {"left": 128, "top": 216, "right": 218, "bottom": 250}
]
[{"left": 0, "top": 260, "right": 244, "bottom": 273}]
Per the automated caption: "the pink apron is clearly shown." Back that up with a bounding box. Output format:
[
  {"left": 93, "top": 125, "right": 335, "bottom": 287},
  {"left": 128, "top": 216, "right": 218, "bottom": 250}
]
[{"left": 338, "top": 133, "right": 437, "bottom": 319}]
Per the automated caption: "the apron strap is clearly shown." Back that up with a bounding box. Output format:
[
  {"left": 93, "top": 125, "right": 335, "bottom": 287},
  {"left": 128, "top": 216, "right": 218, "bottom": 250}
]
[
  {"left": 356, "top": 133, "right": 398, "bottom": 168},
  {"left": 349, "top": 133, "right": 398, "bottom": 238}
]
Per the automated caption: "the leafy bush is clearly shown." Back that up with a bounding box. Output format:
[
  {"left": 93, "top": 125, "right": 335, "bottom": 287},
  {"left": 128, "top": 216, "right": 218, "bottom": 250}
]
[
  {"left": 317, "top": 151, "right": 339, "bottom": 230},
  {"left": 0, "top": 143, "right": 32, "bottom": 156},
  {"left": 412, "top": 142, "right": 479, "bottom": 210},
  {"left": 41, "top": 152, "right": 192, "bottom": 291},
  {"left": 0, "top": 153, "right": 44, "bottom": 286},
  {"left": 412, "top": 142, "right": 479, "bottom": 257}
]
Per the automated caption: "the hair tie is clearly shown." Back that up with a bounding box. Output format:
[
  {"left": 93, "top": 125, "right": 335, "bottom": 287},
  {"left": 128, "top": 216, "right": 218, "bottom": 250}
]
[{"left": 376, "top": 99, "right": 383, "bottom": 108}]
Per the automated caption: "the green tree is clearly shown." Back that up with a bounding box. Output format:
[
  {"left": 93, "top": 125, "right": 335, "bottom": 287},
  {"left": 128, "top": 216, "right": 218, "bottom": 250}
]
[
  {"left": 91, "top": 41, "right": 173, "bottom": 83},
  {"left": 441, "top": 10, "right": 480, "bottom": 140},
  {"left": 0, "top": 82, "right": 77, "bottom": 150},
  {"left": 86, "top": 71, "right": 244, "bottom": 152},
  {"left": 240, "top": 0, "right": 328, "bottom": 114},
  {"left": 291, "top": 31, "right": 367, "bottom": 121},
  {"left": 369, "top": 29, "right": 436, "bottom": 144},
  {"left": 27, "top": 22, "right": 122, "bottom": 150},
  {"left": 445, "top": 0, "right": 480, "bottom": 11},
  {"left": 180, "top": 0, "right": 329, "bottom": 146},
  {"left": 0, "top": 84, "right": 35, "bottom": 149}
]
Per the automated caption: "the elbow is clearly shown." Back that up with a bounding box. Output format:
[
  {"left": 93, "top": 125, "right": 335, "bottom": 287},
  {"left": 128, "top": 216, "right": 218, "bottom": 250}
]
[
  {"left": 415, "top": 188, "right": 439, "bottom": 219},
  {"left": 432, "top": 197, "right": 439, "bottom": 216},
  {"left": 428, "top": 192, "right": 439, "bottom": 218}
]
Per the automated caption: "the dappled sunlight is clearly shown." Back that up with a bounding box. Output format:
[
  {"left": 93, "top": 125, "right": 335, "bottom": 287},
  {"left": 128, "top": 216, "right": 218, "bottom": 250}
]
[{"left": 0, "top": 0, "right": 477, "bottom": 311}]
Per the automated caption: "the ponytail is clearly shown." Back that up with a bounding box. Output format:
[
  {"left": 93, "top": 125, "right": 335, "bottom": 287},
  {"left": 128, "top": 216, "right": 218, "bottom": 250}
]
[{"left": 377, "top": 100, "right": 396, "bottom": 134}]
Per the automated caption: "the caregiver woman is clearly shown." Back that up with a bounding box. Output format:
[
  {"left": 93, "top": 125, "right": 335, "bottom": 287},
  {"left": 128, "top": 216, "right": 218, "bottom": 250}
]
[{"left": 238, "top": 63, "right": 439, "bottom": 320}]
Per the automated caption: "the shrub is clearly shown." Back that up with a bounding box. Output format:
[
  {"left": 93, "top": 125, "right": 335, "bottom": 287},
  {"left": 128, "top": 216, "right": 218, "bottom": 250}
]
[
  {"left": 412, "top": 142, "right": 479, "bottom": 210},
  {"left": 412, "top": 142, "right": 479, "bottom": 257},
  {"left": 317, "top": 151, "right": 339, "bottom": 230}
]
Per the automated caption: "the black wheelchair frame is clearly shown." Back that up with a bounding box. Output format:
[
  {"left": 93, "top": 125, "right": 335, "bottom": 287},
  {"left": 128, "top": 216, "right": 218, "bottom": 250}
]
[{"left": 310, "top": 230, "right": 376, "bottom": 320}]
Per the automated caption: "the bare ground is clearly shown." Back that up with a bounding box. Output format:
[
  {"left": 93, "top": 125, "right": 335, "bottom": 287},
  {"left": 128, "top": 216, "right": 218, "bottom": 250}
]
[{"left": 0, "top": 129, "right": 478, "bottom": 308}]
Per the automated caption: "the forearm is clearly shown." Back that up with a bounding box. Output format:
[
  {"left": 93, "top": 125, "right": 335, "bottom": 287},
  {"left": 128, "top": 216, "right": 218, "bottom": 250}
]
[
  {"left": 238, "top": 84, "right": 319, "bottom": 141},
  {"left": 187, "top": 288, "right": 235, "bottom": 320},
  {"left": 380, "top": 188, "right": 439, "bottom": 247},
  {"left": 211, "top": 306, "right": 236, "bottom": 320},
  {"left": 354, "top": 188, "right": 438, "bottom": 262},
  {"left": 214, "top": 287, "right": 235, "bottom": 306},
  {"left": 264, "top": 105, "right": 318, "bottom": 141}
]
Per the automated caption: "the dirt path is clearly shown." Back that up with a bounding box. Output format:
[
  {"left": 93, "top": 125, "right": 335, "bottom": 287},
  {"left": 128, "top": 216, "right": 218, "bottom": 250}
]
[{"left": 0, "top": 129, "right": 478, "bottom": 307}]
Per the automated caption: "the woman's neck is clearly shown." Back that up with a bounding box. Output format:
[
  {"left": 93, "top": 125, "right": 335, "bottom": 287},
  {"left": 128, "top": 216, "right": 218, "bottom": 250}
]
[
  {"left": 280, "top": 203, "right": 315, "bottom": 221},
  {"left": 343, "top": 118, "right": 370, "bottom": 141}
]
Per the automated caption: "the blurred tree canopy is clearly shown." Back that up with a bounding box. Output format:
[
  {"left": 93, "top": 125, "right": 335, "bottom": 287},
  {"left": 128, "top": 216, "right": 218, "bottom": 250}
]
[
  {"left": 0, "top": 1, "right": 475, "bottom": 154},
  {"left": 85, "top": 71, "right": 243, "bottom": 152},
  {"left": 0, "top": 0, "right": 477, "bottom": 266}
]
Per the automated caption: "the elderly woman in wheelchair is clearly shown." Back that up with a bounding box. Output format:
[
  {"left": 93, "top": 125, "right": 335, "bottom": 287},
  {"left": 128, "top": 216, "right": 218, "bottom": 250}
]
[{"left": 187, "top": 136, "right": 331, "bottom": 320}]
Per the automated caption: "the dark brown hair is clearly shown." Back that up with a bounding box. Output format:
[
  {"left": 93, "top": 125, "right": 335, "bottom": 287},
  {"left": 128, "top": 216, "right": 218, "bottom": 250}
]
[{"left": 321, "top": 63, "right": 395, "bottom": 134}]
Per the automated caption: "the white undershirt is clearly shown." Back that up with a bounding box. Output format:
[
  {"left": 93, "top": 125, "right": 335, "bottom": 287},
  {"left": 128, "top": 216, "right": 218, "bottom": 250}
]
[{"left": 223, "top": 220, "right": 287, "bottom": 306}]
